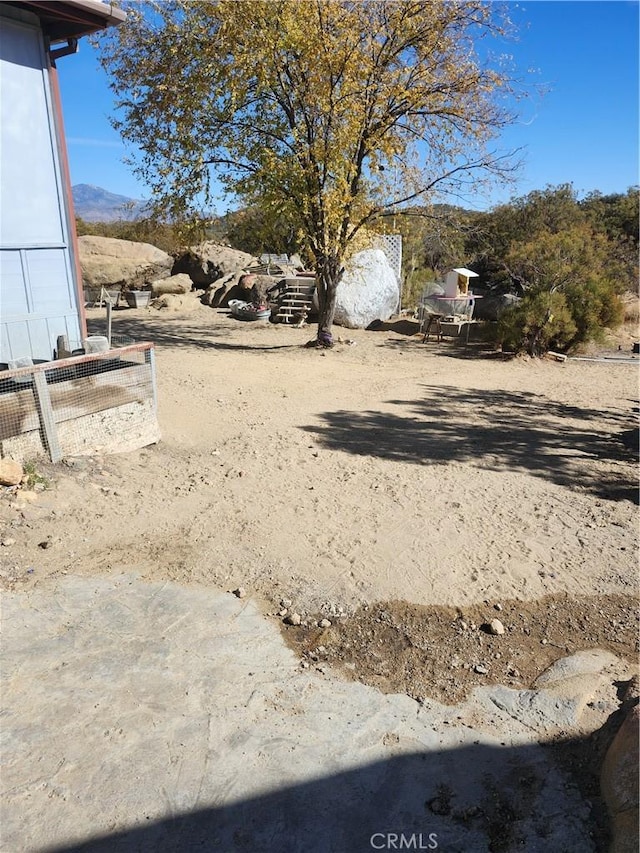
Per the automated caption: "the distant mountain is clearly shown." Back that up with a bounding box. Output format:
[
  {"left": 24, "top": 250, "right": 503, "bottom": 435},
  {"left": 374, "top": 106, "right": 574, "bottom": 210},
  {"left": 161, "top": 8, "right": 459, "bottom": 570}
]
[{"left": 72, "top": 184, "right": 149, "bottom": 222}]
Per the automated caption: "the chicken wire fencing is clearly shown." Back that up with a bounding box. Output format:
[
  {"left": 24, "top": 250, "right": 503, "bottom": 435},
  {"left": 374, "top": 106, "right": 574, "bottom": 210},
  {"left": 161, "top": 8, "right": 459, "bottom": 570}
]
[{"left": 0, "top": 341, "right": 159, "bottom": 464}]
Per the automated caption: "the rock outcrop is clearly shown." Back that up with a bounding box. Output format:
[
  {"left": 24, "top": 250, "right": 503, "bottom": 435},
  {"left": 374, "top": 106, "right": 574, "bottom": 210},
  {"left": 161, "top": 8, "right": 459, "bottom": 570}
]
[
  {"left": 472, "top": 292, "right": 521, "bottom": 321},
  {"left": 202, "top": 272, "right": 280, "bottom": 308},
  {"left": 78, "top": 236, "right": 173, "bottom": 290},
  {"left": 172, "top": 242, "right": 257, "bottom": 287}
]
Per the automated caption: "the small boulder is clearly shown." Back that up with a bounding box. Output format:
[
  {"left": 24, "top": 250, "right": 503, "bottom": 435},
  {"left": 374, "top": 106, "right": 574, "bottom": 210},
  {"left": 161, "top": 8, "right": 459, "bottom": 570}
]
[
  {"left": 150, "top": 273, "right": 193, "bottom": 296},
  {"left": 601, "top": 703, "right": 640, "bottom": 853},
  {"left": 150, "top": 293, "right": 201, "bottom": 312},
  {"left": 534, "top": 649, "right": 620, "bottom": 688},
  {"left": 201, "top": 272, "right": 238, "bottom": 307},
  {"left": 472, "top": 292, "right": 521, "bottom": 321},
  {"left": 0, "top": 459, "right": 23, "bottom": 486},
  {"left": 219, "top": 273, "right": 280, "bottom": 308}
]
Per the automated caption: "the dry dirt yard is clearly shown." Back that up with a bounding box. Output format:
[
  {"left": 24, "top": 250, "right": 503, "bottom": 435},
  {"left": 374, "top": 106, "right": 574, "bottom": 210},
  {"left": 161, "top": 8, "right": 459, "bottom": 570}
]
[
  {"left": 2, "top": 304, "right": 638, "bottom": 676},
  {"left": 1, "top": 302, "right": 638, "bottom": 849}
]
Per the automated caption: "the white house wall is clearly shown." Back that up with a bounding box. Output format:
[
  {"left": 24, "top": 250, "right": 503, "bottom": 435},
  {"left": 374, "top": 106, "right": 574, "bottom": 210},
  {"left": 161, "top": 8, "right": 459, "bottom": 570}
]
[{"left": 0, "top": 12, "right": 82, "bottom": 363}]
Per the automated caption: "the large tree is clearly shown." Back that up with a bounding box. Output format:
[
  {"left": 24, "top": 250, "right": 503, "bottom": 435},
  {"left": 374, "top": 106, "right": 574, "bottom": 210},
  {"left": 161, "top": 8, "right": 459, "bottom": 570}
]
[{"left": 99, "top": 0, "right": 520, "bottom": 344}]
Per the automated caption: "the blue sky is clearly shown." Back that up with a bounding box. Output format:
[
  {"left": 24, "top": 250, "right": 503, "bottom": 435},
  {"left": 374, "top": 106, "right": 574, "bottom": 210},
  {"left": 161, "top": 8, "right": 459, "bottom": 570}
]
[{"left": 57, "top": 1, "right": 639, "bottom": 212}]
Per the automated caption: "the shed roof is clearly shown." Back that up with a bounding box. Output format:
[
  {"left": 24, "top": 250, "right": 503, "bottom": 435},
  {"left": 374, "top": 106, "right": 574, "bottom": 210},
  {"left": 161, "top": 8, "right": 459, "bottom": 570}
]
[
  {"left": 6, "top": 1, "right": 125, "bottom": 40},
  {"left": 451, "top": 268, "right": 479, "bottom": 278}
]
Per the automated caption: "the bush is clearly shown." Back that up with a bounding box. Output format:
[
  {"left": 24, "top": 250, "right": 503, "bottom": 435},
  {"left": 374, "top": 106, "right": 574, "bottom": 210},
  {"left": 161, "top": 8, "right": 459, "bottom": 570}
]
[
  {"left": 402, "top": 267, "right": 439, "bottom": 313},
  {"left": 498, "top": 291, "right": 577, "bottom": 356},
  {"left": 498, "top": 277, "right": 623, "bottom": 356},
  {"left": 562, "top": 279, "right": 623, "bottom": 349}
]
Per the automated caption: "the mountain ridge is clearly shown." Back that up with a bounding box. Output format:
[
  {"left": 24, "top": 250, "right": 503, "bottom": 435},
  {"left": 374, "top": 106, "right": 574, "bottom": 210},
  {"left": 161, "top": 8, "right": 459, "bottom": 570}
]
[{"left": 72, "top": 184, "right": 148, "bottom": 222}]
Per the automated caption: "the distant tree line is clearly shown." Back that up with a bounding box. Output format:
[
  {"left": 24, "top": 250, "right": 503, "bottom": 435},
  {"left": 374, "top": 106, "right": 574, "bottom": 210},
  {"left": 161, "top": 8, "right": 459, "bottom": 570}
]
[{"left": 74, "top": 215, "right": 189, "bottom": 255}]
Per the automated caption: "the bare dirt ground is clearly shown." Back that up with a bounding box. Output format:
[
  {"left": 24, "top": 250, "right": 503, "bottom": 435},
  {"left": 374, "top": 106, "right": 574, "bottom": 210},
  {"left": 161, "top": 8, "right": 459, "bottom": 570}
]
[
  {"left": 286, "top": 593, "right": 639, "bottom": 706},
  {"left": 1, "top": 301, "right": 638, "bottom": 850},
  {"left": 1, "top": 302, "right": 638, "bottom": 690}
]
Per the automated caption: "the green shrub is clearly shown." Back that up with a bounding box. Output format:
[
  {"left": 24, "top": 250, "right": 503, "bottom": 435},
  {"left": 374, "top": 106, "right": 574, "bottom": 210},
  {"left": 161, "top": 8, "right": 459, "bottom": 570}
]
[
  {"left": 562, "top": 279, "right": 623, "bottom": 349},
  {"left": 498, "top": 291, "right": 577, "bottom": 356},
  {"left": 22, "top": 460, "right": 50, "bottom": 490}
]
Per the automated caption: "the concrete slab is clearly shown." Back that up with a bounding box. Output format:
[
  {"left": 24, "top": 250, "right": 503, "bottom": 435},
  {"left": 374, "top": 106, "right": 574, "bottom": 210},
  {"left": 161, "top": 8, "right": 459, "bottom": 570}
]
[{"left": 2, "top": 575, "right": 600, "bottom": 851}]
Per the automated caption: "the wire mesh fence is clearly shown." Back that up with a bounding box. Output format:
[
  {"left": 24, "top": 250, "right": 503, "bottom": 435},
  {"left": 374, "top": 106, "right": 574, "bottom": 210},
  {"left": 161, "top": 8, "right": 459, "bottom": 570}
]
[{"left": 0, "top": 342, "right": 159, "bottom": 464}]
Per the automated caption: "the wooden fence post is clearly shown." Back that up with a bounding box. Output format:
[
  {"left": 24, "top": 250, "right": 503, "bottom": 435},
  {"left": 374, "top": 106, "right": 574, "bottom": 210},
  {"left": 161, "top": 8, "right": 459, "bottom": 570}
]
[{"left": 32, "top": 372, "right": 62, "bottom": 463}]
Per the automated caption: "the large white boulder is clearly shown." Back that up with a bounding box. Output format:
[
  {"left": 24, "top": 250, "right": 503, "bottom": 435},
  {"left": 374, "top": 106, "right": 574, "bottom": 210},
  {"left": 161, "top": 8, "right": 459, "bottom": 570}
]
[
  {"left": 78, "top": 236, "right": 173, "bottom": 290},
  {"left": 334, "top": 249, "right": 399, "bottom": 329}
]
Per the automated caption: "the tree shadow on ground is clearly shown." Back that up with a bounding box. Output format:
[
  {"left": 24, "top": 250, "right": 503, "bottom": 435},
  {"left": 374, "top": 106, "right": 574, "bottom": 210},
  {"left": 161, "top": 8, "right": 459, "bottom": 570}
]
[
  {"left": 87, "top": 314, "right": 301, "bottom": 353},
  {"left": 376, "top": 337, "right": 507, "bottom": 360},
  {"left": 302, "top": 385, "right": 638, "bottom": 502},
  {"left": 50, "top": 729, "right": 618, "bottom": 853},
  {"left": 367, "top": 318, "right": 421, "bottom": 336}
]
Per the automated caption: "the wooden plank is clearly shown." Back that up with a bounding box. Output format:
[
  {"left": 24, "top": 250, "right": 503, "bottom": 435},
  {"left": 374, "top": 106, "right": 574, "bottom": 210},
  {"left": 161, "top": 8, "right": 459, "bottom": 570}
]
[
  {"left": 145, "top": 347, "right": 158, "bottom": 413},
  {"left": 0, "top": 343, "right": 154, "bottom": 383},
  {"left": 33, "top": 371, "right": 62, "bottom": 463},
  {"left": 3, "top": 399, "right": 160, "bottom": 462}
]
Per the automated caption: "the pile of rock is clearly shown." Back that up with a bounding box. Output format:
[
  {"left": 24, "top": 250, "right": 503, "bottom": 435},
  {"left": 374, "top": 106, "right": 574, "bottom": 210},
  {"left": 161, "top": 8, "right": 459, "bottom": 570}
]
[
  {"left": 78, "top": 237, "right": 402, "bottom": 328},
  {"left": 171, "top": 241, "right": 258, "bottom": 287},
  {"left": 77, "top": 237, "right": 256, "bottom": 295}
]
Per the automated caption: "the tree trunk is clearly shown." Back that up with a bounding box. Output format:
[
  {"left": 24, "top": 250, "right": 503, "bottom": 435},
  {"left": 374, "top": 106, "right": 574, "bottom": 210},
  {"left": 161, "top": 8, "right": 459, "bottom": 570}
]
[{"left": 314, "top": 255, "right": 342, "bottom": 346}]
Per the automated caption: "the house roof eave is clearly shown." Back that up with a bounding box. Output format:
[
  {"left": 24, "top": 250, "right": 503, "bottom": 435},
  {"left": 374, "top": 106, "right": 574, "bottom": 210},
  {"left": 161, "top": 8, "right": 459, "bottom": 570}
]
[{"left": 6, "top": 1, "right": 126, "bottom": 40}]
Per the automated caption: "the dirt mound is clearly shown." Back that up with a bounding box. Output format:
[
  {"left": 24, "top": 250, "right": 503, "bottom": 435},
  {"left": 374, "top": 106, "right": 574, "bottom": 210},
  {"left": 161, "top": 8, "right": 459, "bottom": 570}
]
[{"left": 282, "top": 593, "right": 639, "bottom": 705}]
